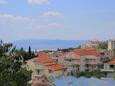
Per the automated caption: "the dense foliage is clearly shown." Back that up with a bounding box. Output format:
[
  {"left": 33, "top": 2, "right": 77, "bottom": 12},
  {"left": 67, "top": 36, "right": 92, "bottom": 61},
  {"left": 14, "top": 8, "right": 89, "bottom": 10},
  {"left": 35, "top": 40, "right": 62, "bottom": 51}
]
[
  {"left": 98, "top": 41, "right": 108, "bottom": 49},
  {"left": 57, "top": 48, "right": 75, "bottom": 52},
  {"left": 15, "top": 46, "right": 35, "bottom": 61},
  {"left": 0, "top": 41, "right": 32, "bottom": 86},
  {"left": 76, "top": 71, "right": 105, "bottom": 78}
]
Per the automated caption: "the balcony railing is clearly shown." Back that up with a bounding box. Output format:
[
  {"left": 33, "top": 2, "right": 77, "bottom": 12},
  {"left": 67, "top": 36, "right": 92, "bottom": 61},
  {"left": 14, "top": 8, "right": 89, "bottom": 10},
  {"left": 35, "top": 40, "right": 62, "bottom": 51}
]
[{"left": 101, "top": 68, "right": 114, "bottom": 72}]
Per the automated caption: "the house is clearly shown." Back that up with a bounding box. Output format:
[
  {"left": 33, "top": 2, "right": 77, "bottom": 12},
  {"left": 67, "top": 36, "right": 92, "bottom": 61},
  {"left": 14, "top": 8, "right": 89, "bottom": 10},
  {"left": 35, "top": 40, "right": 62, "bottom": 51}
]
[
  {"left": 99, "top": 49, "right": 110, "bottom": 61},
  {"left": 101, "top": 59, "right": 115, "bottom": 72},
  {"left": 101, "top": 59, "right": 115, "bottom": 79},
  {"left": 51, "top": 50, "right": 65, "bottom": 58},
  {"left": 58, "top": 52, "right": 80, "bottom": 75},
  {"left": 33, "top": 56, "right": 66, "bottom": 78},
  {"left": 108, "top": 59, "right": 115, "bottom": 71},
  {"left": 74, "top": 48, "right": 101, "bottom": 71},
  {"left": 36, "top": 51, "right": 64, "bottom": 59},
  {"left": 58, "top": 48, "right": 101, "bottom": 74},
  {"left": 108, "top": 39, "right": 115, "bottom": 51},
  {"left": 81, "top": 40, "right": 99, "bottom": 49},
  {"left": 37, "top": 51, "right": 51, "bottom": 58}
]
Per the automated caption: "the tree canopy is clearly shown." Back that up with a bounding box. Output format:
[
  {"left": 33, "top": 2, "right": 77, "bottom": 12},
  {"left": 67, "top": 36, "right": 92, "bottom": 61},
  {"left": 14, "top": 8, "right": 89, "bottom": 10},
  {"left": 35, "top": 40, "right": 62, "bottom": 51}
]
[
  {"left": 0, "top": 41, "right": 32, "bottom": 86},
  {"left": 98, "top": 41, "right": 108, "bottom": 49}
]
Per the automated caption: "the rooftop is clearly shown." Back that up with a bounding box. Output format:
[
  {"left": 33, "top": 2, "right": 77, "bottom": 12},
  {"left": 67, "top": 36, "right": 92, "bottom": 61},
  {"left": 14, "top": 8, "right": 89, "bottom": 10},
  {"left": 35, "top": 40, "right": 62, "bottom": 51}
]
[
  {"left": 58, "top": 52, "right": 80, "bottom": 61},
  {"left": 47, "top": 64, "right": 65, "bottom": 71},
  {"left": 33, "top": 57, "right": 57, "bottom": 63},
  {"left": 37, "top": 52, "right": 51, "bottom": 58},
  {"left": 108, "top": 59, "right": 115, "bottom": 65},
  {"left": 73, "top": 48, "right": 100, "bottom": 56}
]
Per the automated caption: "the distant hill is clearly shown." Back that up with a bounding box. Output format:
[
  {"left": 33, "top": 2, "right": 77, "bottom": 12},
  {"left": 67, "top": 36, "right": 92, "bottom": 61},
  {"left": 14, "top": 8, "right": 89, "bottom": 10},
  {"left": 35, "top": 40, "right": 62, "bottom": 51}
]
[{"left": 13, "top": 39, "right": 87, "bottom": 51}]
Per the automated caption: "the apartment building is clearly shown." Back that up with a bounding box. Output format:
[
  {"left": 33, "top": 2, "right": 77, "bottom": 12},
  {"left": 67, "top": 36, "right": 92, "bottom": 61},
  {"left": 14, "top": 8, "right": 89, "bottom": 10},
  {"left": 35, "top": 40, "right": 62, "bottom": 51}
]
[
  {"left": 74, "top": 48, "right": 101, "bottom": 71},
  {"left": 58, "top": 48, "right": 101, "bottom": 74},
  {"left": 58, "top": 52, "right": 80, "bottom": 75},
  {"left": 108, "top": 39, "right": 115, "bottom": 51}
]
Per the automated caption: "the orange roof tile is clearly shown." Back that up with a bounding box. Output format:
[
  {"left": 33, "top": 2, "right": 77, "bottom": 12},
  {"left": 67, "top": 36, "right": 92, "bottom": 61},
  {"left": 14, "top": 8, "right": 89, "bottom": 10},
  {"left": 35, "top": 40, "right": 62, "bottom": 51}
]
[
  {"left": 58, "top": 50, "right": 65, "bottom": 54},
  {"left": 33, "top": 57, "right": 56, "bottom": 63},
  {"left": 73, "top": 48, "right": 100, "bottom": 56},
  {"left": 108, "top": 60, "right": 115, "bottom": 65},
  {"left": 37, "top": 52, "right": 51, "bottom": 58},
  {"left": 58, "top": 52, "right": 80, "bottom": 61},
  {"left": 46, "top": 64, "right": 65, "bottom": 71}
]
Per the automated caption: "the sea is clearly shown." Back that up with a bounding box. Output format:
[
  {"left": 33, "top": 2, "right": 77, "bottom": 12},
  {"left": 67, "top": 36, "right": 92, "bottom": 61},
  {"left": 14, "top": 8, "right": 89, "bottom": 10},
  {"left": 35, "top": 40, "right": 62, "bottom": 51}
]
[{"left": 13, "top": 39, "right": 87, "bottom": 51}]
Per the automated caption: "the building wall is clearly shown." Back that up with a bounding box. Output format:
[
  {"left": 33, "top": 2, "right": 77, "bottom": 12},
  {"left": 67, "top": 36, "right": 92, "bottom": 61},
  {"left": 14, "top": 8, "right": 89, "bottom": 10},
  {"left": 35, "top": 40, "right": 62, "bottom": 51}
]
[
  {"left": 80, "top": 56, "right": 86, "bottom": 72},
  {"left": 58, "top": 54, "right": 101, "bottom": 73},
  {"left": 81, "top": 40, "right": 99, "bottom": 49},
  {"left": 58, "top": 58, "right": 80, "bottom": 75},
  {"left": 80, "top": 55, "right": 101, "bottom": 71},
  {"left": 47, "top": 69, "right": 66, "bottom": 77},
  {"left": 101, "top": 63, "right": 114, "bottom": 72},
  {"left": 108, "top": 39, "right": 115, "bottom": 51},
  {"left": 33, "top": 62, "right": 66, "bottom": 78}
]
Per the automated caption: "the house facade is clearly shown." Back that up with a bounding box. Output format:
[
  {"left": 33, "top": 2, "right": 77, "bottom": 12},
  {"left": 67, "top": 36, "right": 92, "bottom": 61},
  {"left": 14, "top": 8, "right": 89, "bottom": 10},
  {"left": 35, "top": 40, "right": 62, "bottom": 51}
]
[
  {"left": 81, "top": 40, "right": 99, "bottom": 49},
  {"left": 58, "top": 48, "right": 101, "bottom": 75},
  {"left": 108, "top": 39, "right": 115, "bottom": 51},
  {"left": 33, "top": 57, "right": 66, "bottom": 78},
  {"left": 58, "top": 52, "right": 80, "bottom": 75},
  {"left": 101, "top": 60, "right": 115, "bottom": 71}
]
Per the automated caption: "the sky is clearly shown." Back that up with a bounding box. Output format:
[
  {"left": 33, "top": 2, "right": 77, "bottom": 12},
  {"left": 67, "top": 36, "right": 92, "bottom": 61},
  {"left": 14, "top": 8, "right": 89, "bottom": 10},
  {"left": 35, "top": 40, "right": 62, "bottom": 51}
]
[{"left": 0, "top": 0, "right": 115, "bottom": 42}]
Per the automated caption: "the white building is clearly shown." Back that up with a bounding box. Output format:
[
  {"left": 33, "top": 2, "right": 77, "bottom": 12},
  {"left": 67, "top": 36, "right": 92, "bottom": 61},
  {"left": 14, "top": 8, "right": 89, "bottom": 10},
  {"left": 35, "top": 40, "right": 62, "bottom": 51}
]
[
  {"left": 108, "top": 39, "right": 115, "bottom": 51},
  {"left": 102, "top": 59, "right": 115, "bottom": 72},
  {"left": 81, "top": 40, "right": 99, "bottom": 49}
]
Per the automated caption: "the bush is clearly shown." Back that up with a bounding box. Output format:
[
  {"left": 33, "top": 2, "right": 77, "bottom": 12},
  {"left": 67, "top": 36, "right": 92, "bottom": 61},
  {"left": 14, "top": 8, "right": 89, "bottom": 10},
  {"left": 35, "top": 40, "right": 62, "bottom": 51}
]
[{"left": 76, "top": 71, "right": 105, "bottom": 78}]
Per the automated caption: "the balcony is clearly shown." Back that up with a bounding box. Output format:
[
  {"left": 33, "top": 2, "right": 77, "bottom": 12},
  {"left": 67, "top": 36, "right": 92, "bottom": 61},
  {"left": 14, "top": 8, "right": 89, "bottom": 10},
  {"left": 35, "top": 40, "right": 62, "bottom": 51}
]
[{"left": 101, "top": 68, "right": 114, "bottom": 72}]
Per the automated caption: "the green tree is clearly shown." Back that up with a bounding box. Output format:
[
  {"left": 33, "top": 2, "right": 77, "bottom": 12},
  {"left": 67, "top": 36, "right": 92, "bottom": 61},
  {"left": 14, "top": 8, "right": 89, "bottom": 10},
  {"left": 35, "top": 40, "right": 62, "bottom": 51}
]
[
  {"left": 14, "top": 47, "right": 27, "bottom": 61},
  {"left": 17, "top": 47, "right": 26, "bottom": 56},
  {"left": 28, "top": 46, "right": 32, "bottom": 57},
  {"left": 98, "top": 41, "right": 108, "bottom": 49},
  {"left": 0, "top": 41, "right": 32, "bottom": 86},
  {"left": 76, "top": 71, "right": 105, "bottom": 78}
]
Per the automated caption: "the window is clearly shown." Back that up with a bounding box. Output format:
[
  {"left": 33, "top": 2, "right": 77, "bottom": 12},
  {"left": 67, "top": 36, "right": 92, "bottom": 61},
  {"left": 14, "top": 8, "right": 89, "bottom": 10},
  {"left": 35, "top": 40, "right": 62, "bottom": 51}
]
[
  {"left": 49, "top": 70, "right": 53, "bottom": 73},
  {"left": 69, "top": 59, "right": 72, "bottom": 62},
  {"left": 110, "top": 65, "right": 114, "bottom": 69},
  {"left": 37, "top": 69, "right": 40, "bottom": 74}
]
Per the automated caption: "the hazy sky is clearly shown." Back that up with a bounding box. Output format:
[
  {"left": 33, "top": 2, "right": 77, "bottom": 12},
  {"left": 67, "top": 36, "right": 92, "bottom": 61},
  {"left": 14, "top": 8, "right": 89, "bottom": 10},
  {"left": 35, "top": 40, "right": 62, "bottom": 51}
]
[{"left": 0, "top": 0, "right": 115, "bottom": 42}]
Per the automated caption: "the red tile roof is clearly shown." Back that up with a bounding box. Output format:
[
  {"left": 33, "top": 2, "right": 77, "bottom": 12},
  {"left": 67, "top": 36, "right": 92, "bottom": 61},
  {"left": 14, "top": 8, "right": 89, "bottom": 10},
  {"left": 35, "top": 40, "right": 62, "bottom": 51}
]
[
  {"left": 37, "top": 52, "right": 51, "bottom": 58},
  {"left": 108, "top": 60, "right": 115, "bottom": 65},
  {"left": 33, "top": 57, "right": 57, "bottom": 63},
  {"left": 58, "top": 50, "right": 65, "bottom": 54},
  {"left": 46, "top": 64, "right": 65, "bottom": 70},
  {"left": 58, "top": 52, "right": 80, "bottom": 61},
  {"left": 73, "top": 48, "right": 100, "bottom": 56}
]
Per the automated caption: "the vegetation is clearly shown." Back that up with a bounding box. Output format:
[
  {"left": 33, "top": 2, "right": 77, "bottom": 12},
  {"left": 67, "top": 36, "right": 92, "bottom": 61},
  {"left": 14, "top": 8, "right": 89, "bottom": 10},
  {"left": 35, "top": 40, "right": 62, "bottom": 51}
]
[
  {"left": 98, "top": 41, "right": 108, "bottom": 49},
  {"left": 0, "top": 41, "right": 32, "bottom": 86},
  {"left": 15, "top": 46, "right": 35, "bottom": 61},
  {"left": 57, "top": 48, "right": 74, "bottom": 52},
  {"left": 41, "top": 50, "right": 53, "bottom": 53},
  {"left": 57, "top": 45, "right": 81, "bottom": 52},
  {"left": 76, "top": 71, "right": 105, "bottom": 78},
  {"left": 102, "top": 57, "right": 111, "bottom": 63}
]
